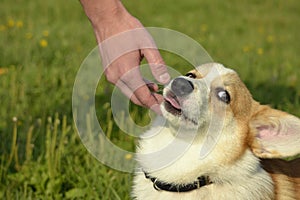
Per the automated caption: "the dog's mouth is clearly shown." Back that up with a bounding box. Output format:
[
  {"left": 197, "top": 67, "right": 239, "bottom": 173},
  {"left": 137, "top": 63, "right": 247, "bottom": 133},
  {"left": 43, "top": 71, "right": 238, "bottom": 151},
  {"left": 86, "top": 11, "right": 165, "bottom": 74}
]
[
  {"left": 163, "top": 89, "right": 199, "bottom": 126},
  {"left": 164, "top": 91, "right": 182, "bottom": 116}
]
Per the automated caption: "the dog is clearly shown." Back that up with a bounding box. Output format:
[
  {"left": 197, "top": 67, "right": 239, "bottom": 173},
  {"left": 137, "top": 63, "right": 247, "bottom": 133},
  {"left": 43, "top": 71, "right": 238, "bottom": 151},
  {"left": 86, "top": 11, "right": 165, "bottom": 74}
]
[{"left": 132, "top": 63, "right": 300, "bottom": 200}]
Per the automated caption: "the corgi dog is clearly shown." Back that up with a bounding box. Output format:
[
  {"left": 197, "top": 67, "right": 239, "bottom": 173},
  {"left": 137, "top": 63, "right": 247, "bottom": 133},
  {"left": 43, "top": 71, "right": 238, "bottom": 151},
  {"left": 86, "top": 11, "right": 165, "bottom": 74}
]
[{"left": 132, "top": 63, "right": 300, "bottom": 200}]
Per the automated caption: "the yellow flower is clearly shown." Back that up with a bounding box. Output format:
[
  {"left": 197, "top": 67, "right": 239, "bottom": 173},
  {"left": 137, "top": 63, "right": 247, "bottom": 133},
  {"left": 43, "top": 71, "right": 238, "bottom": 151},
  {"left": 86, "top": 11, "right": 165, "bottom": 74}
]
[
  {"left": 16, "top": 20, "right": 23, "bottom": 28},
  {"left": 242, "top": 45, "right": 251, "bottom": 53},
  {"left": 0, "top": 68, "right": 8, "bottom": 75},
  {"left": 200, "top": 24, "right": 208, "bottom": 32},
  {"left": 7, "top": 19, "right": 15, "bottom": 28},
  {"left": 257, "top": 48, "right": 264, "bottom": 55},
  {"left": 42, "top": 30, "right": 49, "bottom": 37},
  {"left": 258, "top": 26, "right": 264, "bottom": 34},
  {"left": 266, "top": 35, "right": 275, "bottom": 43},
  {"left": 0, "top": 25, "right": 6, "bottom": 31},
  {"left": 125, "top": 153, "right": 133, "bottom": 160},
  {"left": 39, "top": 39, "right": 48, "bottom": 48},
  {"left": 25, "top": 32, "right": 33, "bottom": 39}
]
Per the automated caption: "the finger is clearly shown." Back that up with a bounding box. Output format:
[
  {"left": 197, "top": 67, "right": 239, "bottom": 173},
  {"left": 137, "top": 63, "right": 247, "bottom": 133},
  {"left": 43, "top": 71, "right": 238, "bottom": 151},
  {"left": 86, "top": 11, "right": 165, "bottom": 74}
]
[
  {"left": 115, "top": 68, "right": 162, "bottom": 113},
  {"left": 114, "top": 79, "right": 144, "bottom": 106},
  {"left": 152, "top": 92, "right": 164, "bottom": 104},
  {"left": 117, "top": 80, "right": 163, "bottom": 114},
  {"left": 144, "top": 79, "right": 159, "bottom": 92},
  {"left": 119, "top": 68, "right": 160, "bottom": 105},
  {"left": 142, "top": 48, "right": 170, "bottom": 84},
  {"left": 146, "top": 83, "right": 158, "bottom": 93},
  {"left": 132, "top": 84, "right": 162, "bottom": 114}
]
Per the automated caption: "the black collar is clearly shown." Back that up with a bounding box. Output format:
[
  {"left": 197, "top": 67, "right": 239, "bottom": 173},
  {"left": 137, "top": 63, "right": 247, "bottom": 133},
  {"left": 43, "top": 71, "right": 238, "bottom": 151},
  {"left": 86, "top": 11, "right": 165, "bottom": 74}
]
[{"left": 144, "top": 172, "right": 212, "bottom": 193}]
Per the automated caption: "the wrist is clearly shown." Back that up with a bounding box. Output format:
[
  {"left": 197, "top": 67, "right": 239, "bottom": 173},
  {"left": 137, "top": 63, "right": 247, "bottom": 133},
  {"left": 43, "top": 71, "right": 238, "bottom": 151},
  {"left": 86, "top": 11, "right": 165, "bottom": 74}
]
[{"left": 80, "top": 0, "right": 125, "bottom": 25}]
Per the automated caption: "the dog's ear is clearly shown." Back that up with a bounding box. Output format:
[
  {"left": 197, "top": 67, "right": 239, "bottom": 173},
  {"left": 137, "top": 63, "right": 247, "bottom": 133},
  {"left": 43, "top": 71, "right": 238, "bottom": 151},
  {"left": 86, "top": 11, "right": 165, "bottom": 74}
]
[{"left": 249, "top": 106, "right": 300, "bottom": 159}]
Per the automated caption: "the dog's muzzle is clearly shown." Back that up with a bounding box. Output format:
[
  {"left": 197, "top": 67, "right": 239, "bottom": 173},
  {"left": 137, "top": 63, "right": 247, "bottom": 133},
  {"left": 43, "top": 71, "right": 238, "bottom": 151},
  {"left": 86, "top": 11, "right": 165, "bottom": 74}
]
[{"left": 171, "top": 78, "right": 194, "bottom": 97}]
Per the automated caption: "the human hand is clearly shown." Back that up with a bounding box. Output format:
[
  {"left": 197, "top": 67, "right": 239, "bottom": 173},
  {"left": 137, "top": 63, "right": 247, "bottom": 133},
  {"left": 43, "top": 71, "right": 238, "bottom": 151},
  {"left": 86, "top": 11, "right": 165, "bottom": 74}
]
[{"left": 80, "top": 0, "right": 170, "bottom": 114}]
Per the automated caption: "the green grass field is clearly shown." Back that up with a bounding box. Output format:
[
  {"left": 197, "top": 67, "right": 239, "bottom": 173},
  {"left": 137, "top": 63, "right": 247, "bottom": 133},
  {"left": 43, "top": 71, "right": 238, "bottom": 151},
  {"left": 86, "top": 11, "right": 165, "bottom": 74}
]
[{"left": 1, "top": 0, "right": 300, "bottom": 199}]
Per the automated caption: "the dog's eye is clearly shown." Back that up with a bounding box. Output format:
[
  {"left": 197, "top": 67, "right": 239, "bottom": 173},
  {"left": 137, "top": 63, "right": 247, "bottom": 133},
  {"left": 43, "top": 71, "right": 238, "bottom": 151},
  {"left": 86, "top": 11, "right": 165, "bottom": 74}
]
[
  {"left": 185, "top": 73, "right": 196, "bottom": 79},
  {"left": 216, "top": 88, "right": 231, "bottom": 104}
]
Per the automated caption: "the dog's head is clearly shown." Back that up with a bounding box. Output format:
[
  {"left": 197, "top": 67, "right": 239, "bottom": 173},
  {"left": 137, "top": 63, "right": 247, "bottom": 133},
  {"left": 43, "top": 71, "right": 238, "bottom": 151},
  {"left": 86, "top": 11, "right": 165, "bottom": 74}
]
[{"left": 161, "top": 62, "right": 300, "bottom": 159}]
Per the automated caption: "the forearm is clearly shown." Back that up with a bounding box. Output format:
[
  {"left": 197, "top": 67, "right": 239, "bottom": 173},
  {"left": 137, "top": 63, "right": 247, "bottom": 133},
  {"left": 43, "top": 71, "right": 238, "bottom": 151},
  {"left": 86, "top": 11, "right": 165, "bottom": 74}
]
[{"left": 80, "top": 0, "right": 125, "bottom": 24}]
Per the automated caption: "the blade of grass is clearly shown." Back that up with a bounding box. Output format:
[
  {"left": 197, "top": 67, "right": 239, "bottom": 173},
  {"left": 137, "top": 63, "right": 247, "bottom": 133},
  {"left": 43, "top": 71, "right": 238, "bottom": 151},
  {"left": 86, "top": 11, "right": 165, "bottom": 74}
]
[{"left": 5, "top": 117, "right": 18, "bottom": 171}]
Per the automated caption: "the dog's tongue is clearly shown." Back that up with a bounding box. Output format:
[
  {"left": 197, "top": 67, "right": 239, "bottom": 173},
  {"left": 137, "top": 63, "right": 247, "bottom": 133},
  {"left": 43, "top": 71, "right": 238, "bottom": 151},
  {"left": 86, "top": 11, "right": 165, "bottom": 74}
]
[{"left": 166, "top": 96, "right": 181, "bottom": 110}]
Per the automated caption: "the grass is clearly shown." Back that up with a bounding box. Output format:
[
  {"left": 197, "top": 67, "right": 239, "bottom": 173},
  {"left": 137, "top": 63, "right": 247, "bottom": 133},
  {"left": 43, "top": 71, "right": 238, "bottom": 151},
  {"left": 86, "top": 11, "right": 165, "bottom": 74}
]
[{"left": 0, "top": 0, "right": 300, "bottom": 199}]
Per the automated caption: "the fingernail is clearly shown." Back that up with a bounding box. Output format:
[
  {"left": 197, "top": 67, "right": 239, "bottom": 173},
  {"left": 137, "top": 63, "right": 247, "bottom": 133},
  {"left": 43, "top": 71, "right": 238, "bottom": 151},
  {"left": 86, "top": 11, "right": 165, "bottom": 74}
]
[{"left": 159, "top": 73, "right": 171, "bottom": 84}]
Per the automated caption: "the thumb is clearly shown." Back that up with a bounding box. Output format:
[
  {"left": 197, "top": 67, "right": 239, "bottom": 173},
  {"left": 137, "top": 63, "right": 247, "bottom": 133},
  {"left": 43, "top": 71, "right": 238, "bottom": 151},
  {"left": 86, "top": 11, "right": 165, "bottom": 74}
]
[{"left": 142, "top": 48, "right": 170, "bottom": 84}]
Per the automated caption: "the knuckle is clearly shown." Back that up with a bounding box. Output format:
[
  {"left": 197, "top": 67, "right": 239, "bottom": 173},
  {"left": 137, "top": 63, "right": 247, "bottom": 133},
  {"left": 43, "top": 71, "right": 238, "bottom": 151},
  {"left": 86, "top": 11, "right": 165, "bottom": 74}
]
[
  {"left": 104, "top": 68, "right": 117, "bottom": 83},
  {"left": 138, "top": 93, "right": 155, "bottom": 107}
]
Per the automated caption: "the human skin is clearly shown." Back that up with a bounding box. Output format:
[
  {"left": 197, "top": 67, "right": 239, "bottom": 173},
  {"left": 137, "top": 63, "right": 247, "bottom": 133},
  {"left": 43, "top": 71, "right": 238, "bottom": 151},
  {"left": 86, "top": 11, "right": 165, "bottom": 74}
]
[{"left": 80, "top": 0, "right": 170, "bottom": 114}]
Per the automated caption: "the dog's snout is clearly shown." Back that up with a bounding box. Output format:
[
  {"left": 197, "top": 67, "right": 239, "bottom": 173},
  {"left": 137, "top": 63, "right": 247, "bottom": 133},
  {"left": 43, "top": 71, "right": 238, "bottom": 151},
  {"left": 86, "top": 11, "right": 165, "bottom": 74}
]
[{"left": 171, "top": 77, "right": 194, "bottom": 97}]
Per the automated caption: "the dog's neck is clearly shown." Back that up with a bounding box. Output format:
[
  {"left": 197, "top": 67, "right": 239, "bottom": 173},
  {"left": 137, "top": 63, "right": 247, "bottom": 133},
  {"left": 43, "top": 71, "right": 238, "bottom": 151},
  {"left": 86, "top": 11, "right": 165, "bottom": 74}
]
[
  {"left": 208, "top": 150, "right": 274, "bottom": 197},
  {"left": 137, "top": 125, "right": 274, "bottom": 199}
]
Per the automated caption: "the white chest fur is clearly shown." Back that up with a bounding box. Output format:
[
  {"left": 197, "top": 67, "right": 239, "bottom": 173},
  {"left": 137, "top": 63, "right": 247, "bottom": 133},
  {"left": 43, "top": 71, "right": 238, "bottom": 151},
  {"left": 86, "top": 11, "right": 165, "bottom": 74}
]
[{"left": 132, "top": 125, "right": 274, "bottom": 200}]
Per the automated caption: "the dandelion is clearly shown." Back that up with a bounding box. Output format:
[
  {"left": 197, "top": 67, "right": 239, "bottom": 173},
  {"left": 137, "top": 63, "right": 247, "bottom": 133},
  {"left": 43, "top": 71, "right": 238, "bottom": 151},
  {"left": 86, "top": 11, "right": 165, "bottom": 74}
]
[
  {"left": 0, "top": 25, "right": 6, "bottom": 31},
  {"left": 125, "top": 153, "right": 133, "bottom": 160},
  {"left": 76, "top": 45, "right": 82, "bottom": 52},
  {"left": 258, "top": 26, "right": 264, "bottom": 34},
  {"left": 39, "top": 39, "right": 48, "bottom": 48},
  {"left": 25, "top": 32, "right": 33, "bottom": 39},
  {"left": 0, "top": 67, "right": 8, "bottom": 75},
  {"left": 257, "top": 48, "right": 264, "bottom": 55},
  {"left": 200, "top": 24, "right": 208, "bottom": 32},
  {"left": 266, "top": 35, "right": 275, "bottom": 43},
  {"left": 7, "top": 19, "right": 15, "bottom": 28},
  {"left": 12, "top": 116, "right": 18, "bottom": 122},
  {"left": 16, "top": 20, "right": 23, "bottom": 28},
  {"left": 242, "top": 45, "right": 251, "bottom": 53},
  {"left": 43, "top": 30, "right": 49, "bottom": 37}
]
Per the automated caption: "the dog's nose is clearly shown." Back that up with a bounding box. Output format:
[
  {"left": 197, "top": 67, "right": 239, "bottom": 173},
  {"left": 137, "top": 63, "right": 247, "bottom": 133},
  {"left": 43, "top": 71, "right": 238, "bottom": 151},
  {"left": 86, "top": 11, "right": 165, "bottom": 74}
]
[{"left": 171, "top": 77, "right": 194, "bottom": 97}]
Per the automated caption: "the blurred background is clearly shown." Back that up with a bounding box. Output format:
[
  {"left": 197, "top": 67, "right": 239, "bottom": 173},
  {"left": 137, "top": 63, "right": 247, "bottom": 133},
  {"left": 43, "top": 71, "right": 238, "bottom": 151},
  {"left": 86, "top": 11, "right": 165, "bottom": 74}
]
[{"left": 1, "top": 0, "right": 300, "bottom": 199}]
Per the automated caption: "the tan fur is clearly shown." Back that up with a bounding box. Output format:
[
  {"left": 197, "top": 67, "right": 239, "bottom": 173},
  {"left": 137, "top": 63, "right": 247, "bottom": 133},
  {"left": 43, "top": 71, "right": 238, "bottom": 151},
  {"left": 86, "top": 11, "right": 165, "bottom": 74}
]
[
  {"left": 207, "top": 67, "right": 300, "bottom": 199},
  {"left": 249, "top": 107, "right": 300, "bottom": 199},
  {"left": 133, "top": 63, "right": 300, "bottom": 200},
  {"left": 262, "top": 159, "right": 300, "bottom": 200}
]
